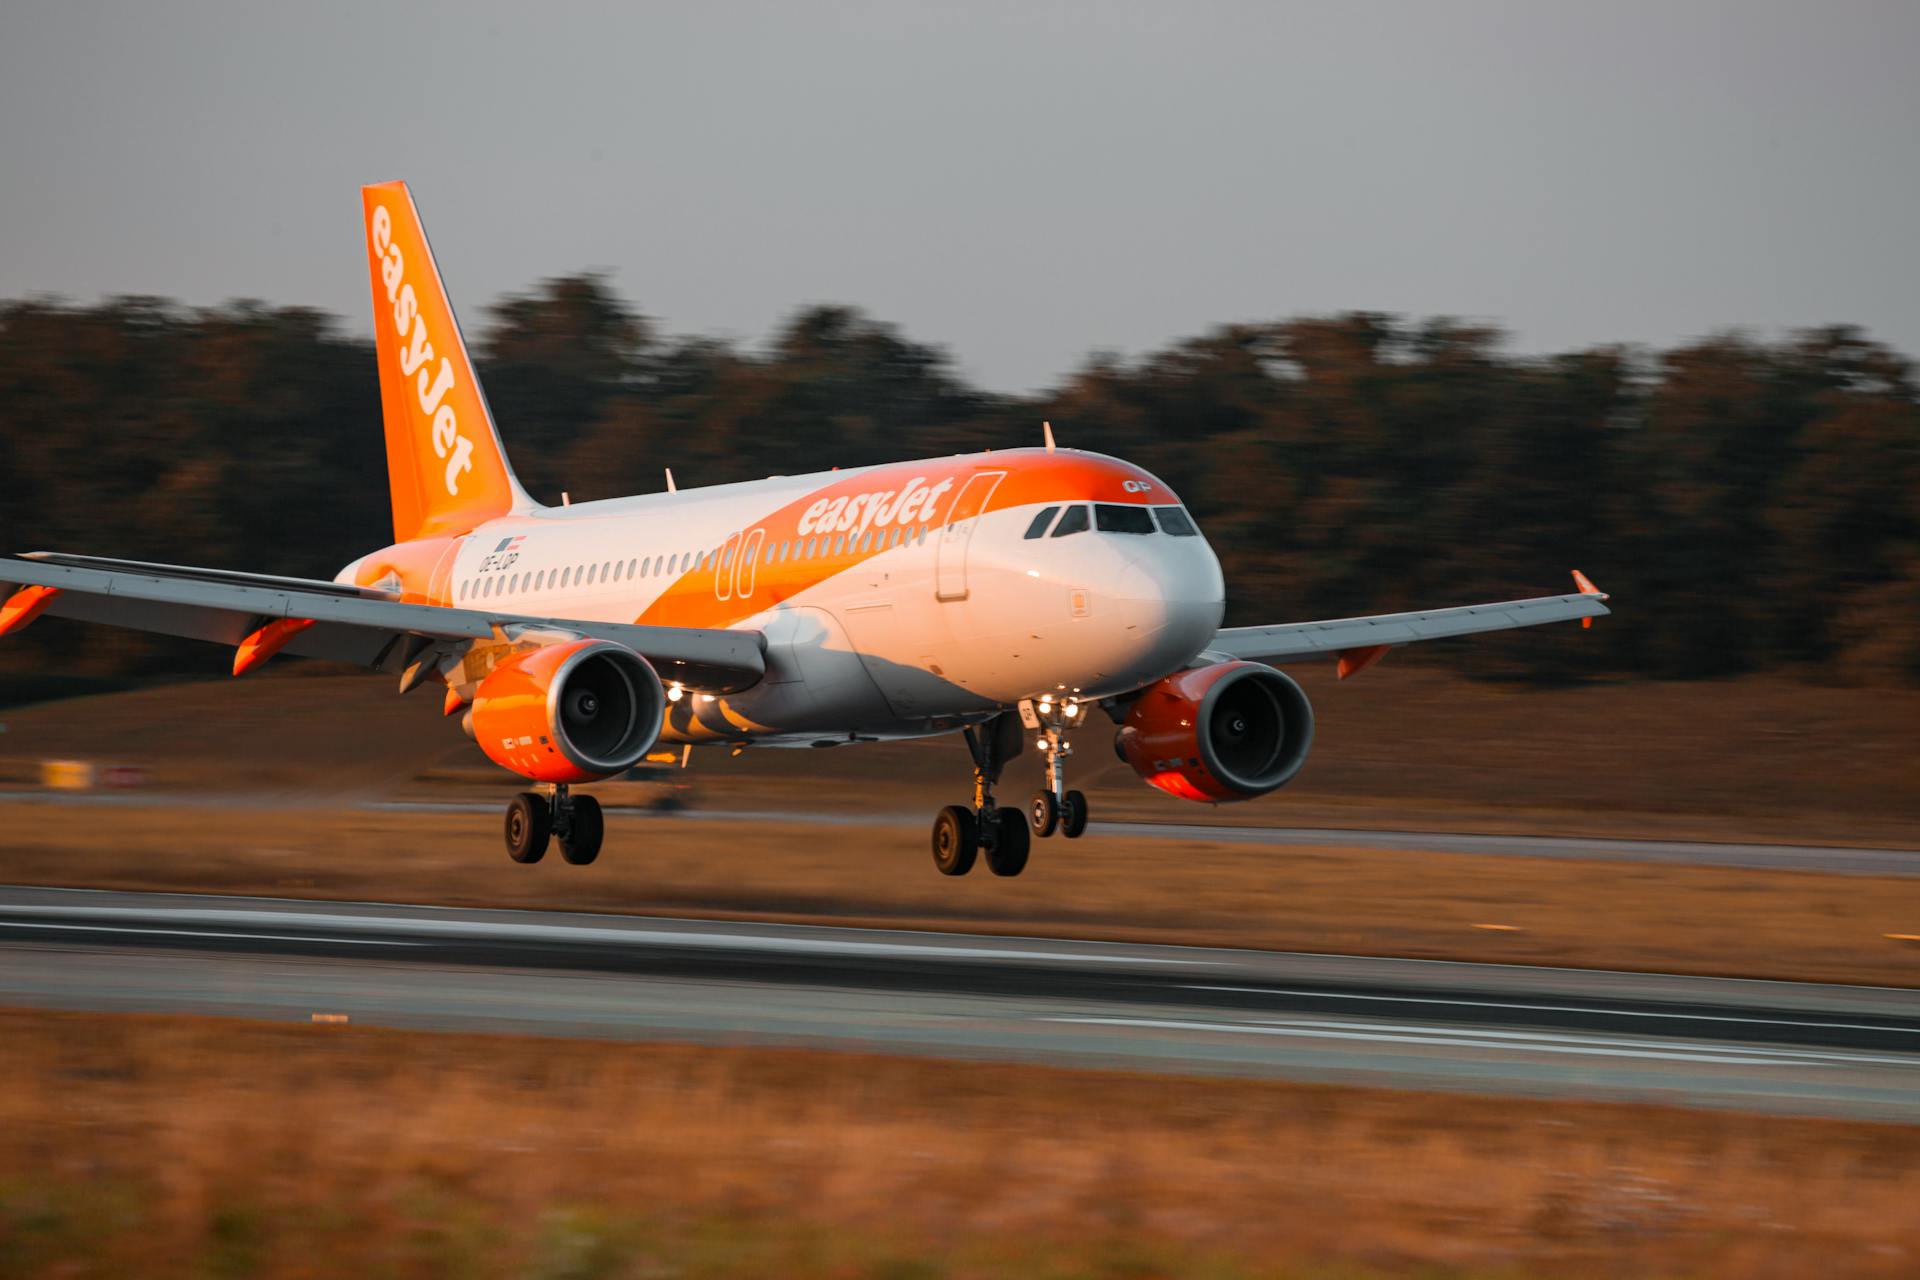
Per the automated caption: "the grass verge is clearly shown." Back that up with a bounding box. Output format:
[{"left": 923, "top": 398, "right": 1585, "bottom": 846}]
[{"left": 3, "top": 1008, "right": 1918, "bottom": 1279}]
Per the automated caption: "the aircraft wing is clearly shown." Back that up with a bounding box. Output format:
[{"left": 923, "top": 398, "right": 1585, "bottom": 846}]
[
  {"left": 1208, "top": 574, "right": 1609, "bottom": 677},
  {"left": 0, "top": 554, "right": 765, "bottom": 693}
]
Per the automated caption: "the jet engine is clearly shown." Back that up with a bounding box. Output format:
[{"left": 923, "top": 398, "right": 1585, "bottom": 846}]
[
  {"left": 469, "top": 639, "right": 666, "bottom": 783},
  {"left": 1115, "top": 660, "right": 1314, "bottom": 803}
]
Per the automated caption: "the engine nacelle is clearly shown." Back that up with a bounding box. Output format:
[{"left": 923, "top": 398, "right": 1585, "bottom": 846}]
[
  {"left": 1116, "top": 660, "right": 1314, "bottom": 803},
  {"left": 470, "top": 639, "right": 665, "bottom": 783}
]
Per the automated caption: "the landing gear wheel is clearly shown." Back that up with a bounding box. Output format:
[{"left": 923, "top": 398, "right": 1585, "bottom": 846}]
[
  {"left": 931, "top": 805, "right": 978, "bottom": 876},
  {"left": 986, "top": 808, "right": 1031, "bottom": 876},
  {"left": 560, "top": 794, "right": 604, "bottom": 865},
  {"left": 1029, "top": 791, "right": 1059, "bottom": 838},
  {"left": 1060, "top": 789, "right": 1090, "bottom": 839},
  {"left": 505, "top": 792, "right": 551, "bottom": 864}
]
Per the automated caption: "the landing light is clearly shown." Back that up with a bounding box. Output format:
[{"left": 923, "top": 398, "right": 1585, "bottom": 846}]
[
  {"left": 1064, "top": 703, "right": 1080, "bottom": 719},
  {"left": 667, "top": 684, "right": 685, "bottom": 703}
]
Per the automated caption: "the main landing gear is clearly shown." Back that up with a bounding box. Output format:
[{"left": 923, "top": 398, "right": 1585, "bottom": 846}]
[
  {"left": 505, "top": 783, "right": 604, "bottom": 866},
  {"left": 931, "top": 714, "right": 1030, "bottom": 877},
  {"left": 929, "top": 704, "right": 1091, "bottom": 878}
]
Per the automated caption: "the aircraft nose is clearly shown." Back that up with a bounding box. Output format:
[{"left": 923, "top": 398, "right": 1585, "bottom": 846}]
[{"left": 1111, "top": 548, "right": 1225, "bottom": 671}]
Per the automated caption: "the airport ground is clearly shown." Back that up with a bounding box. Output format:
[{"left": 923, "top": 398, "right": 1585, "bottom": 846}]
[
  {"left": 7, "top": 1008, "right": 1920, "bottom": 1280},
  {"left": 1, "top": 665, "right": 1916, "bottom": 1277},
  {"left": 1, "top": 665, "right": 1917, "bottom": 986}
]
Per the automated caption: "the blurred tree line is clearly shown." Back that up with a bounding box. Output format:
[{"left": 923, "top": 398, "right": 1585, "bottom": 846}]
[{"left": 2, "top": 278, "right": 1916, "bottom": 684}]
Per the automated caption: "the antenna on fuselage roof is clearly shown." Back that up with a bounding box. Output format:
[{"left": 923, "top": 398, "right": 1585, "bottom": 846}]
[
  {"left": 1043, "top": 420, "right": 1057, "bottom": 453},
  {"left": 665, "top": 468, "right": 677, "bottom": 494}
]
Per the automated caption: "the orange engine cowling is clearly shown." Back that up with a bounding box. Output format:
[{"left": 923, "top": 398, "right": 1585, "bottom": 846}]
[
  {"left": 469, "top": 639, "right": 665, "bottom": 784},
  {"left": 1115, "top": 661, "right": 1314, "bottom": 803}
]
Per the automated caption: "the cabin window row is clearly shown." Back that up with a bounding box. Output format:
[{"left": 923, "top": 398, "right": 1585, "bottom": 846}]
[{"left": 455, "top": 524, "right": 934, "bottom": 602}]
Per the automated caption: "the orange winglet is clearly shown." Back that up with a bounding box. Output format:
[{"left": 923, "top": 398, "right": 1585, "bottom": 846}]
[
  {"left": 233, "top": 618, "right": 315, "bottom": 677},
  {"left": 443, "top": 686, "right": 467, "bottom": 717},
  {"left": 1336, "top": 643, "right": 1391, "bottom": 680},
  {"left": 0, "top": 585, "right": 61, "bottom": 637},
  {"left": 1571, "top": 569, "right": 1603, "bottom": 627}
]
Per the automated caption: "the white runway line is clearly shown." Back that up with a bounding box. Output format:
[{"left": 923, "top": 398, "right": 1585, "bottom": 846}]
[
  {"left": 0, "top": 920, "right": 421, "bottom": 946},
  {"left": 0, "top": 905, "right": 1202, "bottom": 966},
  {"left": 1043, "top": 1016, "right": 1920, "bottom": 1069},
  {"left": 1181, "top": 984, "right": 1920, "bottom": 1038}
]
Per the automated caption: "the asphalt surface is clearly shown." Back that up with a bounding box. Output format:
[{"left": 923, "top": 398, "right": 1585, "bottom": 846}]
[
  {"left": 3, "top": 885, "right": 1918, "bottom": 1120},
  {"left": 4, "top": 789, "right": 1917, "bottom": 875}
]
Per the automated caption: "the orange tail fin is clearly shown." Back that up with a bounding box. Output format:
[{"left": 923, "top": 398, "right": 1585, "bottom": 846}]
[{"left": 362, "top": 181, "right": 533, "bottom": 541}]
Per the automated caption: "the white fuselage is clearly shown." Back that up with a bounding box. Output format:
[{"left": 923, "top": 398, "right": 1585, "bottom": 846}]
[{"left": 347, "top": 448, "right": 1227, "bottom": 745}]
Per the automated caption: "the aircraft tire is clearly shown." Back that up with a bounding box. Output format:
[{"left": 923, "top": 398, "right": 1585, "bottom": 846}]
[
  {"left": 561, "top": 795, "right": 604, "bottom": 865},
  {"left": 986, "top": 808, "right": 1031, "bottom": 876},
  {"left": 931, "top": 805, "right": 978, "bottom": 876},
  {"left": 1060, "top": 790, "right": 1090, "bottom": 839},
  {"left": 506, "top": 792, "right": 551, "bottom": 864},
  {"left": 1029, "top": 791, "right": 1059, "bottom": 838}
]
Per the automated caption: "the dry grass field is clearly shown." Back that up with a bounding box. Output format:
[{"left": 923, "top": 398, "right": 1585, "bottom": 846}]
[{"left": 3, "top": 1008, "right": 1917, "bottom": 1280}]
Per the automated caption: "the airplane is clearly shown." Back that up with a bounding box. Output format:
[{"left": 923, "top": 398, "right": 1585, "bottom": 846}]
[{"left": 0, "top": 181, "right": 1611, "bottom": 874}]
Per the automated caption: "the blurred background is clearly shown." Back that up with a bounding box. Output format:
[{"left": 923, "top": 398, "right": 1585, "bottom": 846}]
[{"left": 3, "top": 3, "right": 1918, "bottom": 1278}]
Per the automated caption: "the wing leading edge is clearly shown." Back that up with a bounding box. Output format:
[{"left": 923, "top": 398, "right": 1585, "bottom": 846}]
[
  {"left": 1208, "top": 575, "right": 1610, "bottom": 676},
  {"left": 0, "top": 556, "right": 764, "bottom": 693}
]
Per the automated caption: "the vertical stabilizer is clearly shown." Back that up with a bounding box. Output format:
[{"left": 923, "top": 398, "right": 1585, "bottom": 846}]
[{"left": 362, "top": 181, "right": 534, "bottom": 541}]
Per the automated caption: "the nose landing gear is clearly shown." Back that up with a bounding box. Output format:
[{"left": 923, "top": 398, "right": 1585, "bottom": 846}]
[
  {"left": 1029, "top": 701, "right": 1089, "bottom": 841},
  {"left": 929, "top": 714, "right": 1030, "bottom": 877},
  {"left": 504, "top": 783, "right": 605, "bottom": 866}
]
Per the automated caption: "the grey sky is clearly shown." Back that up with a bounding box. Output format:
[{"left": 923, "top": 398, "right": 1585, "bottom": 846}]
[{"left": 2, "top": 0, "right": 1915, "bottom": 393}]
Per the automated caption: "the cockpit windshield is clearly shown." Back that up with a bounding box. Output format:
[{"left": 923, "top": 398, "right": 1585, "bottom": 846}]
[
  {"left": 1155, "top": 507, "right": 1198, "bottom": 537},
  {"left": 1094, "top": 504, "right": 1155, "bottom": 534}
]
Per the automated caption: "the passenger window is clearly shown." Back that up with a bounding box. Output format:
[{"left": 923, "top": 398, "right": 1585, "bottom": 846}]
[
  {"left": 627, "top": 559, "right": 637, "bottom": 578},
  {"left": 1023, "top": 506, "right": 1061, "bottom": 539},
  {"left": 833, "top": 535, "right": 846, "bottom": 555},
  {"left": 1156, "top": 507, "right": 1199, "bottom": 537},
  {"left": 1095, "top": 504, "right": 1154, "bottom": 534},
  {"left": 1050, "top": 505, "right": 1090, "bottom": 537}
]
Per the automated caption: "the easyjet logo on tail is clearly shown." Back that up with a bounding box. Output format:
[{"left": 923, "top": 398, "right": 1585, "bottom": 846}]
[{"left": 369, "top": 203, "right": 474, "bottom": 496}]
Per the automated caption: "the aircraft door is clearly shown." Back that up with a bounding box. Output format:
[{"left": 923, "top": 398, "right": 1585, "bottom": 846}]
[{"left": 934, "top": 470, "right": 1005, "bottom": 602}]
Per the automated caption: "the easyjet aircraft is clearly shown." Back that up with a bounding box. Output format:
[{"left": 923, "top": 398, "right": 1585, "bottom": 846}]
[{"left": 0, "top": 182, "right": 1610, "bottom": 873}]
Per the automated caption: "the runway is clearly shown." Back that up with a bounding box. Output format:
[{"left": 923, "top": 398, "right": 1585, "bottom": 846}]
[
  {"left": 5, "top": 789, "right": 1916, "bottom": 875},
  {"left": 3, "top": 885, "right": 1917, "bottom": 1120}
]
